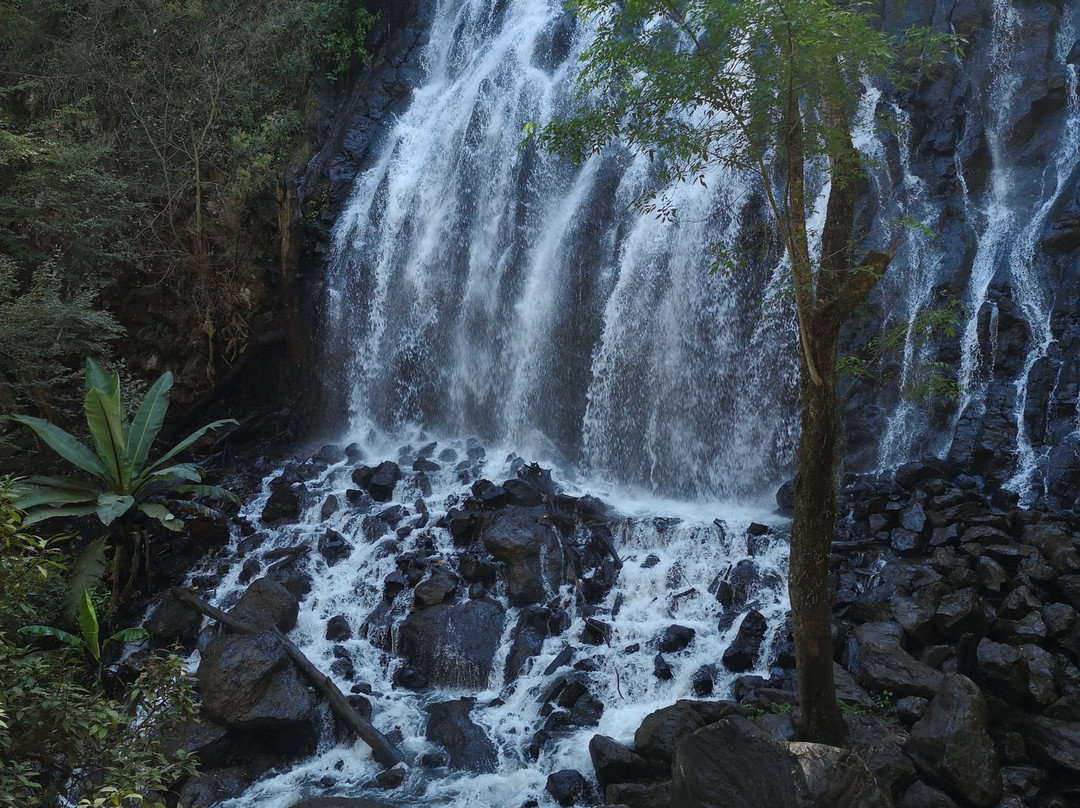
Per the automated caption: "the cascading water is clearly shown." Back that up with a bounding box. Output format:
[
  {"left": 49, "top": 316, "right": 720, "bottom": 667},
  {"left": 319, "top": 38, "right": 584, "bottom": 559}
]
[{"left": 325, "top": 0, "right": 799, "bottom": 502}]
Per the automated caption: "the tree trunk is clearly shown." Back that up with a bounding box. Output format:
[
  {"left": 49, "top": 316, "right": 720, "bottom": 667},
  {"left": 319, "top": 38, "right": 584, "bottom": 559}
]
[{"left": 790, "top": 324, "right": 846, "bottom": 746}]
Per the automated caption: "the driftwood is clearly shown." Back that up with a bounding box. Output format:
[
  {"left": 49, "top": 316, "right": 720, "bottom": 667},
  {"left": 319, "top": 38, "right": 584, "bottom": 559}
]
[{"left": 172, "top": 587, "right": 405, "bottom": 768}]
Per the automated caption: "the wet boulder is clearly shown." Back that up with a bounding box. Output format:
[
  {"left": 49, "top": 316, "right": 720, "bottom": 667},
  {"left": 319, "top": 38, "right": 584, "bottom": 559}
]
[
  {"left": 590, "top": 734, "right": 650, "bottom": 789},
  {"left": 905, "top": 674, "right": 1001, "bottom": 807},
  {"left": 397, "top": 597, "right": 505, "bottom": 688},
  {"left": 671, "top": 716, "right": 801, "bottom": 808},
  {"left": 368, "top": 461, "right": 403, "bottom": 502},
  {"left": 196, "top": 632, "right": 316, "bottom": 753},
  {"left": 850, "top": 622, "right": 944, "bottom": 699},
  {"left": 722, "top": 609, "right": 768, "bottom": 672},
  {"left": 318, "top": 529, "right": 353, "bottom": 565},
  {"left": 788, "top": 741, "right": 894, "bottom": 807},
  {"left": 426, "top": 698, "right": 498, "bottom": 773},
  {"left": 658, "top": 624, "right": 696, "bottom": 653},
  {"left": 635, "top": 701, "right": 708, "bottom": 766},
  {"left": 481, "top": 509, "right": 567, "bottom": 606},
  {"left": 227, "top": 577, "right": 299, "bottom": 633},
  {"left": 144, "top": 589, "right": 204, "bottom": 648},
  {"left": 261, "top": 481, "right": 301, "bottom": 524},
  {"left": 546, "top": 769, "right": 595, "bottom": 806}
]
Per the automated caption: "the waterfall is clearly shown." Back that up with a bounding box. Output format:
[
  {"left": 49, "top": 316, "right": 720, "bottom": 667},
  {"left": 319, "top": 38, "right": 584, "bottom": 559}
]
[{"left": 326, "top": 0, "right": 799, "bottom": 503}]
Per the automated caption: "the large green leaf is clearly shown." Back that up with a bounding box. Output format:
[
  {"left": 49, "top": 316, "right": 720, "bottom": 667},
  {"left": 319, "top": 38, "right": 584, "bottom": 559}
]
[
  {"left": 173, "top": 483, "right": 240, "bottom": 504},
  {"left": 84, "top": 358, "right": 120, "bottom": 401},
  {"left": 21, "top": 503, "right": 99, "bottom": 526},
  {"left": 138, "top": 502, "right": 182, "bottom": 532},
  {"left": 125, "top": 371, "right": 173, "bottom": 478},
  {"left": 6, "top": 415, "right": 109, "bottom": 478},
  {"left": 106, "top": 627, "right": 149, "bottom": 646},
  {"left": 145, "top": 419, "right": 237, "bottom": 473},
  {"left": 65, "top": 537, "right": 107, "bottom": 622},
  {"left": 78, "top": 590, "right": 101, "bottom": 662},
  {"left": 85, "top": 387, "right": 128, "bottom": 491},
  {"left": 95, "top": 492, "right": 134, "bottom": 526},
  {"left": 19, "top": 624, "right": 84, "bottom": 648},
  {"left": 12, "top": 478, "right": 100, "bottom": 510},
  {"left": 147, "top": 463, "right": 201, "bottom": 483}
]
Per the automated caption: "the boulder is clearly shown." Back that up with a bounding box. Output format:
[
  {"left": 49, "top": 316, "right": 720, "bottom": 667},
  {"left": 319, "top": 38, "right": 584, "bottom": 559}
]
[
  {"left": 589, "top": 734, "right": 650, "bottom": 788},
  {"left": 326, "top": 615, "right": 352, "bottom": 642},
  {"left": 178, "top": 767, "right": 250, "bottom": 808},
  {"left": 850, "top": 623, "right": 944, "bottom": 698},
  {"left": 413, "top": 570, "right": 457, "bottom": 606},
  {"left": 144, "top": 589, "right": 204, "bottom": 648},
  {"left": 318, "top": 529, "right": 353, "bottom": 565},
  {"left": 658, "top": 624, "right": 696, "bottom": 653},
  {"left": 261, "top": 483, "right": 300, "bottom": 524},
  {"left": 397, "top": 597, "right": 505, "bottom": 688},
  {"left": 546, "top": 769, "right": 595, "bottom": 806},
  {"left": 425, "top": 698, "right": 498, "bottom": 773},
  {"left": 368, "top": 461, "right": 402, "bottom": 502},
  {"left": 789, "top": 741, "right": 894, "bottom": 807},
  {"left": 722, "top": 610, "right": 768, "bottom": 672},
  {"left": 905, "top": 675, "right": 1001, "bottom": 807},
  {"left": 481, "top": 510, "right": 566, "bottom": 606},
  {"left": 1022, "top": 715, "right": 1080, "bottom": 771},
  {"left": 635, "top": 701, "right": 708, "bottom": 765},
  {"left": 227, "top": 577, "right": 300, "bottom": 633},
  {"left": 670, "top": 716, "right": 800, "bottom": 808},
  {"left": 897, "top": 782, "right": 960, "bottom": 808},
  {"left": 196, "top": 632, "right": 316, "bottom": 751}
]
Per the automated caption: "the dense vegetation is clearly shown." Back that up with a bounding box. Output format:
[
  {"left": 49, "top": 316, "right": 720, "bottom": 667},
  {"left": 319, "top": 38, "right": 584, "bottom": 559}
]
[{"left": 0, "top": 0, "right": 375, "bottom": 434}]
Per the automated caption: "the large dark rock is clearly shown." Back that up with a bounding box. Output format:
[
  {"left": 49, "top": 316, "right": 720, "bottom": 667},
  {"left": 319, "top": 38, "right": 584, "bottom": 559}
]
[
  {"left": 788, "top": 741, "right": 894, "bottom": 807},
  {"left": 397, "top": 597, "right": 505, "bottom": 688},
  {"left": 850, "top": 622, "right": 944, "bottom": 698},
  {"left": 671, "top": 716, "right": 800, "bottom": 808},
  {"left": 261, "top": 482, "right": 301, "bottom": 524},
  {"left": 227, "top": 577, "right": 299, "bottom": 633},
  {"left": 425, "top": 698, "right": 498, "bottom": 773},
  {"left": 722, "top": 609, "right": 768, "bottom": 672},
  {"left": 546, "top": 769, "right": 596, "bottom": 806},
  {"left": 368, "top": 461, "right": 403, "bottom": 502},
  {"left": 196, "top": 632, "right": 316, "bottom": 752},
  {"left": 481, "top": 509, "right": 567, "bottom": 606},
  {"left": 658, "top": 624, "right": 696, "bottom": 653},
  {"left": 178, "top": 767, "right": 250, "bottom": 808},
  {"left": 1022, "top": 715, "right": 1080, "bottom": 772},
  {"left": 905, "top": 674, "right": 1001, "bottom": 807},
  {"left": 635, "top": 701, "right": 708, "bottom": 765},
  {"left": 589, "top": 734, "right": 650, "bottom": 789},
  {"left": 318, "top": 529, "right": 353, "bottom": 565},
  {"left": 145, "top": 589, "right": 204, "bottom": 648}
]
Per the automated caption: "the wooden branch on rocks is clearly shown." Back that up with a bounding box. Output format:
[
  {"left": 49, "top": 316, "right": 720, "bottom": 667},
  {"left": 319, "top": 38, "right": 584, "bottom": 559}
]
[{"left": 172, "top": 587, "right": 405, "bottom": 769}]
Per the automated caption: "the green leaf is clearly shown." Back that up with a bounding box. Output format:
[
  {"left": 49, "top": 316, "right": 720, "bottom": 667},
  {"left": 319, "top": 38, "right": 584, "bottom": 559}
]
[
  {"left": 11, "top": 479, "right": 100, "bottom": 510},
  {"left": 125, "top": 371, "right": 173, "bottom": 478},
  {"left": 65, "top": 536, "right": 107, "bottom": 623},
  {"left": 6, "top": 415, "right": 109, "bottom": 477},
  {"left": 95, "top": 492, "right": 135, "bottom": 526},
  {"left": 21, "top": 503, "right": 99, "bottom": 525},
  {"left": 145, "top": 419, "right": 237, "bottom": 473},
  {"left": 19, "top": 625, "right": 84, "bottom": 648},
  {"left": 106, "top": 627, "right": 149, "bottom": 646},
  {"left": 78, "top": 590, "right": 101, "bottom": 661},
  {"left": 138, "top": 502, "right": 182, "bottom": 531},
  {"left": 173, "top": 483, "right": 240, "bottom": 504},
  {"left": 85, "top": 386, "right": 128, "bottom": 491},
  {"left": 85, "top": 357, "right": 120, "bottom": 400},
  {"left": 147, "top": 463, "right": 201, "bottom": 483}
]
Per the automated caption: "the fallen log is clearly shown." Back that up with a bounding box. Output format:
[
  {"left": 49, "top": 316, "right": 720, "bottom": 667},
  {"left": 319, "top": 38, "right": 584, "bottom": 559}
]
[{"left": 172, "top": 586, "right": 405, "bottom": 769}]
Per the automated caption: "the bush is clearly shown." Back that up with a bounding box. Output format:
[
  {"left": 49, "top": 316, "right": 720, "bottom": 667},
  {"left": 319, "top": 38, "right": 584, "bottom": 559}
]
[{"left": 0, "top": 482, "right": 198, "bottom": 808}]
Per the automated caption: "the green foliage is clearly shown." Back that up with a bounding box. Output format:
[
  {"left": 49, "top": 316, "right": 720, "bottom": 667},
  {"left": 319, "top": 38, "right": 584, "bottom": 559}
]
[
  {"left": 8, "top": 359, "right": 238, "bottom": 533},
  {"left": 838, "top": 297, "right": 965, "bottom": 404},
  {"left": 20, "top": 591, "right": 148, "bottom": 664},
  {"left": 0, "top": 493, "right": 198, "bottom": 808},
  {"left": 534, "top": 0, "right": 951, "bottom": 220}
]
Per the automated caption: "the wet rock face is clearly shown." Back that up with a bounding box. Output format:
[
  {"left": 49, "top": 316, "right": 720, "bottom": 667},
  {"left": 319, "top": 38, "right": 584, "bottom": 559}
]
[
  {"left": 196, "top": 632, "right": 317, "bottom": 754},
  {"left": 481, "top": 508, "right": 566, "bottom": 606},
  {"left": 425, "top": 698, "right": 498, "bottom": 773},
  {"left": 397, "top": 597, "right": 505, "bottom": 689},
  {"left": 905, "top": 675, "right": 1001, "bottom": 807}
]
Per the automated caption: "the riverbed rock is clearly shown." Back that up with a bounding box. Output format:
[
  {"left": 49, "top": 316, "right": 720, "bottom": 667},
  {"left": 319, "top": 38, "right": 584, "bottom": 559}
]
[
  {"left": 426, "top": 698, "right": 498, "bottom": 773},
  {"left": 397, "top": 597, "right": 505, "bottom": 688},
  {"left": 905, "top": 674, "right": 1001, "bottom": 807},
  {"left": 228, "top": 576, "right": 299, "bottom": 633},
  {"left": 546, "top": 769, "right": 595, "bottom": 806},
  {"left": 789, "top": 741, "right": 894, "bottom": 807},
  {"left": 368, "top": 461, "right": 402, "bottom": 502},
  {"left": 722, "top": 609, "right": 768, "bottom": 671},
  {"left": 196, "top": 632, "right": 316, "bottom": 752},
  {"left": 481, "top": 509, "right": 566, "bottom": 606},
  {"left": 590, "top": 734, "right": 650, "bottom": 789},
  {"left": 850, "top": 622, "right": 944, "bottom": 698}
]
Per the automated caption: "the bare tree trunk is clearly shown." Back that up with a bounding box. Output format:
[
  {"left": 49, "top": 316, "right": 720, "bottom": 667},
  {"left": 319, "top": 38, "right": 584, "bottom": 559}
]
[{"left": 790, "top": 324, "right": 846, "bottom": 746}]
